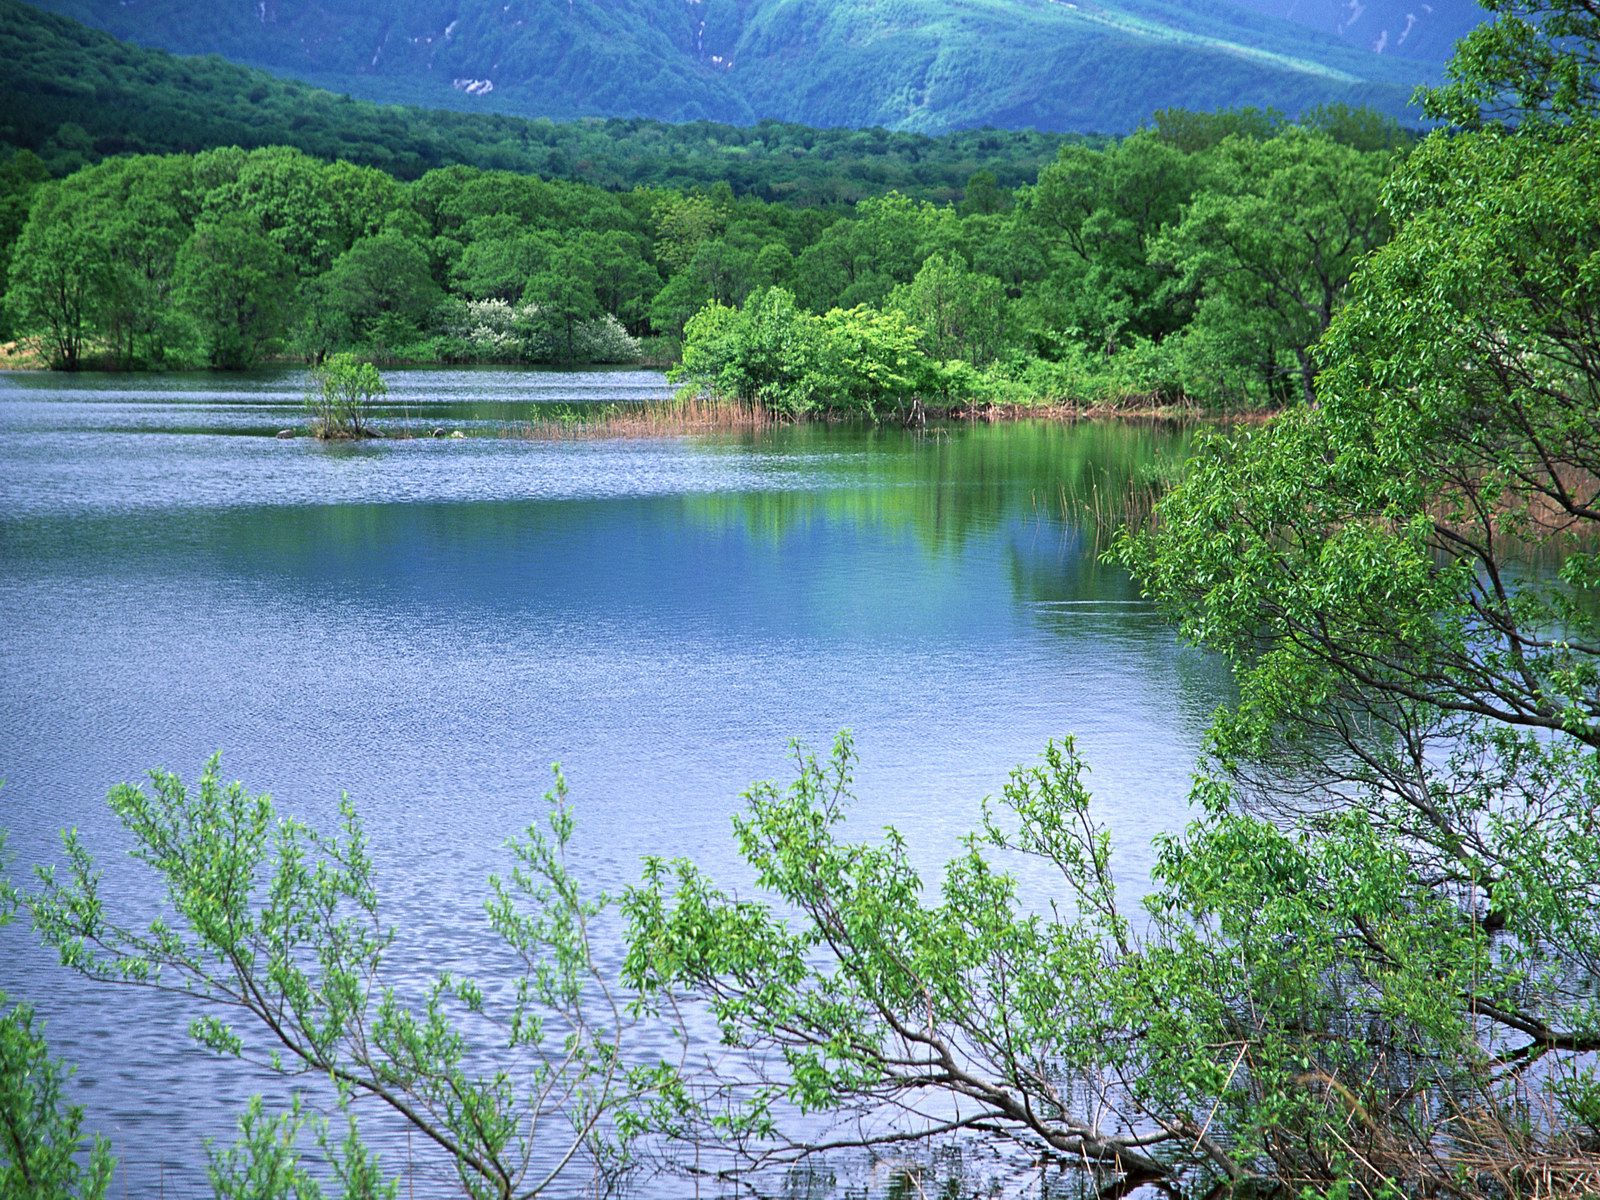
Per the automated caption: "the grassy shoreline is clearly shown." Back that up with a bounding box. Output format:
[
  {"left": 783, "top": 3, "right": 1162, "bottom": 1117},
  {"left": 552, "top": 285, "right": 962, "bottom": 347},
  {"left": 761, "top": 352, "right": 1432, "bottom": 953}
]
[
  {"left": 0, "top": 346, "right": 1267, "bottom": 427},
  {"left": 362, "top": 393, "right": 1231, "bottom": 443}
]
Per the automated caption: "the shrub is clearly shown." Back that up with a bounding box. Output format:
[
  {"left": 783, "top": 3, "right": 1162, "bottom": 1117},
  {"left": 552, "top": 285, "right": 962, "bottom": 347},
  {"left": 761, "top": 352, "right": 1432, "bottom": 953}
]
[{"left": 306, "top": 352, "right": 385, "bottom": 439}]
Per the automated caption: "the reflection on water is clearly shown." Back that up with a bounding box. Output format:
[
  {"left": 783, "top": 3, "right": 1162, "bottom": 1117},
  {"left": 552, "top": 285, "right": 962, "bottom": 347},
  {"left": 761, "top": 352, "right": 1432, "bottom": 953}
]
[{"left": 0, "top": 367, "right": 1227, "bottom": 1196}]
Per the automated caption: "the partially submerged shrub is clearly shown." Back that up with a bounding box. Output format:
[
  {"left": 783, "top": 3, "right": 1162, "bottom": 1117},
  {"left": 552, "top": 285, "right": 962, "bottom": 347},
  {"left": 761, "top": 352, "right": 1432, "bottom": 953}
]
[{"left": 307, "top": 352, "right": 384, "bottom": 439}]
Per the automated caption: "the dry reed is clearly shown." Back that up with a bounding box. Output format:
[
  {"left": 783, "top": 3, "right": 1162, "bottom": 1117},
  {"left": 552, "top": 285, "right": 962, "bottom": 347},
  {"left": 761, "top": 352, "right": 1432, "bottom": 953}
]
[
  {"left": 1038, "top": 470, "right": 1174, "bottom": 539},
  {"left": 501, "top": 395, "right": 774, "bottom": 440},
  {"left": 1300, "top": 1062, "right": 1600, "bottom": 1200}
]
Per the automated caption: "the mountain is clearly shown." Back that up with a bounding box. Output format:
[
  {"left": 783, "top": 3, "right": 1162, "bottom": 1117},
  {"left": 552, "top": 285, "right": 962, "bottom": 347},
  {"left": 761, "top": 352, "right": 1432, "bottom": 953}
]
[
  {"left": 25, "top": 0, "right": 1457, "bottom": 132},
  {"left": 0, "top": 0, "right": 1075, "bottom": 201},
  {"left": 1222, "top": 0, "right": 1485, "bottom": 62}
]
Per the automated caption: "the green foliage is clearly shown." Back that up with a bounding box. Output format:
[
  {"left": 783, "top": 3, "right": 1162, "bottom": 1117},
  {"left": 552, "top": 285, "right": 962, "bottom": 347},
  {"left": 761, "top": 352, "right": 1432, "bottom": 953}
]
[
  {"left": 792, "top": 192, "right": 954, "bottom": 312},
  {"left": 674, "top": 287, "right": 931, "bottom": 419},
  {"left": 207, "top": 1097, "right": 396, "bottom": 1200},
  {"left": 673, "top": 289, "right": 822, "bottom": 416},
  {"left": 621, "top": 733, "right": 1540, "bottom": 1188},
  {"left": 1419, "top": 0, "right": 1600, "bottom": 125},
  {"left": 635, "top": 8, "right": 1600, "bottom": 1196},
  {"left": 1152, "top": 104, "right": 1284, "bottom": 152},
  {"left": 809, "top": 305, "right": 930, "bottom": 417},
  {"left": 320, "top": 230, "right": 441, "bottom": 351},
  {"left": 665, "top": 116, "right": 1399, "bottom": 415},
  {"left": 0, "top": 836, "right": 115, "bottom": 1200},
  {"left": 0, "top": 21, "right": 1402, "bottom": 411},
  {"left": 0, "top": 28, "right": 1404, "bottom": 399},
  {"left": 0, "top": 148, "right": 49, "bottom": 338},
  {"left": 307, "top": 352, "right": 385, "bottom": 438},
  {"left": 886, "top": 252, "right": 1008, "bottom": 368},
  {"left": 2, "top": 176, "right": 107, "bottom": 369},
  {"left": 1016, "top": 130, "right": 1198, "bottom": 353},
  {"left": 524, "top": 245, "right": 604, "bottom": 364},
  {"left": 1151, "top": 128, "right": 1392, "bottom": 406},
  {"left": 27, "top": 755, "right": 681, "bottom": 1200},
  {"left": 1101, "top": 8, "right": 1600, "bottom": 1193},
  {"left": 0, "top": 1000, "right": 115, "bottom": 1199},
  {"left": 175, "top": 216, "right": 296, "bottom": 370}
]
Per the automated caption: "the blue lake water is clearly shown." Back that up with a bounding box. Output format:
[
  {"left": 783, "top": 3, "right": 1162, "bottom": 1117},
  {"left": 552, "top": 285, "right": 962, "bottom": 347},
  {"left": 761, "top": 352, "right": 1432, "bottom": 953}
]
[{"left": 0, "top": 366, "right": 1228, "bottom": 1196}]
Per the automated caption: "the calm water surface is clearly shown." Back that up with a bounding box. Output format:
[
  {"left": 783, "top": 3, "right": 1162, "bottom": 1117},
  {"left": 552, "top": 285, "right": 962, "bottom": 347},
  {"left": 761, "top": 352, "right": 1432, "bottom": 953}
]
[{"left": 0, "top": 367, "right": 1228, "bottom": 1196}]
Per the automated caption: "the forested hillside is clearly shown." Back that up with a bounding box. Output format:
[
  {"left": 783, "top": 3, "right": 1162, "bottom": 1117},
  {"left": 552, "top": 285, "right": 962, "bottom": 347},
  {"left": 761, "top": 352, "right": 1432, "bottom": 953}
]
[
  {"left": 0, "top": 1, "right": 1075, "bottom": 203},
  {"left": 27, "top": 0, "right": 1436, "bottom": 132}
]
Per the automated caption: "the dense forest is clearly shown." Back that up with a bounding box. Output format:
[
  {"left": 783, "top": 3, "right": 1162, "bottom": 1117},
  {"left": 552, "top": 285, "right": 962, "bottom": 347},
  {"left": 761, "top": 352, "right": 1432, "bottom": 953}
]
[
  {"left": 0, "top": 1, "right": 1076, "bottom": 203},
  {"left": 1, "top": 97, "right": 1406, "bottom": 413},
  {"left": 28, "top": 0, "right": 1433, "bottom": 133}
]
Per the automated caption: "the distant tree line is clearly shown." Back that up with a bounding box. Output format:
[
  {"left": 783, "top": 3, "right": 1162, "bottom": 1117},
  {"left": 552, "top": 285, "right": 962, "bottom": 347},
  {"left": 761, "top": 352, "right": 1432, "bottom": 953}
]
[{"left": 0, "top": 103, "right": 1405, "bottom": 414}]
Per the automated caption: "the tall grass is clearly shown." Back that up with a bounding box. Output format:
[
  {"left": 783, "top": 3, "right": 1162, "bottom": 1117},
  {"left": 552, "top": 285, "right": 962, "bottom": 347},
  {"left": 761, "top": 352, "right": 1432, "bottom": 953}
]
[
  {"left": 503, "top": 395, "right": 773, "bottom": 440},
  {"left": 1040, "top": 464, "right": 1177, "bottom": 539}
]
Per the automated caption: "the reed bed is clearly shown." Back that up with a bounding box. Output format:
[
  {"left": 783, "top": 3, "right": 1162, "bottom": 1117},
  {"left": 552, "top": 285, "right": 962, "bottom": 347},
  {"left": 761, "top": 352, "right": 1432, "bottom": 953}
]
[
  {"left": 1037, "top": 469, "right": 1175, "bottom": 538},
  {"left": 1304, "top": 1067, "right": 1600, "bottom": 1200},
  {"left": 502, "top": 395, "right": 773, "bottom": 440}
]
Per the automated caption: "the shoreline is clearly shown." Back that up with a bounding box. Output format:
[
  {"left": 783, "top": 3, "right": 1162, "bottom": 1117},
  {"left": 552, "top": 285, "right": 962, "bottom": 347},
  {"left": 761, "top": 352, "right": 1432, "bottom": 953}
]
[
  {"left": 293, "top": 396, "right": 1260, "bottom": 443},
  {"left": 0, "top": 351, "right": 1271, "bottom": 427}
]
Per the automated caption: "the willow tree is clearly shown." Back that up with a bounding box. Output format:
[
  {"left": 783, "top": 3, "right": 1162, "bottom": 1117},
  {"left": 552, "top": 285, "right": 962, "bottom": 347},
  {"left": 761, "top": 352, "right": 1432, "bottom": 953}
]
[
  {"left": 27, "top": 761, "right": 685, "bottom": 1200},
  {"left": 623, "top": 3, "right": 1600, "bottom": 1195}
]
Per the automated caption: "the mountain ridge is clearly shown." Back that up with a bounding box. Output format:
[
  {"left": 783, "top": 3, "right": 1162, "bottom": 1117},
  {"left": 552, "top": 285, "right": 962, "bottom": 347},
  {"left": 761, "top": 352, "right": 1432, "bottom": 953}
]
[
  {"left": 25, "top": 0, "right": 1471, "bottom": 132},
  {"left": 0, "top": 0, "right": 1080, "bottom": 202}
]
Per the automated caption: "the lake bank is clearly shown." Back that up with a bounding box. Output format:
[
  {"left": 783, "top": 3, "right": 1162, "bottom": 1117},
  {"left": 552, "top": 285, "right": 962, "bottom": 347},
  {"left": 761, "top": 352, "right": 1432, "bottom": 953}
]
[{"left": 0, "top": 345, "right": 1271, "bottom": 419}]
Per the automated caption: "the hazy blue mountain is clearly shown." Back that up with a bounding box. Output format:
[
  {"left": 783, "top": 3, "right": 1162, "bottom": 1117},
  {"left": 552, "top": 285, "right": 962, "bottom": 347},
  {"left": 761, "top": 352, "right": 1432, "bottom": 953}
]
[
  {"left": 26, "top": 0, "right": 1456, "bottom": 130},
  {"left": 0, "top": 0, "right": 1078, "bottom": 198},
  {"left": 1222, "top": 0, "right": 1485, "bottom": 62}
]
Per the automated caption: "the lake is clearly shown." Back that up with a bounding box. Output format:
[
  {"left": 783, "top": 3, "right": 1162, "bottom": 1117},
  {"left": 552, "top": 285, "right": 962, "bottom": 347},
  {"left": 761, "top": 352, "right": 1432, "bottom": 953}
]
[{"left": 0, "top": 366, "right": 1229, "bottom": 1197}]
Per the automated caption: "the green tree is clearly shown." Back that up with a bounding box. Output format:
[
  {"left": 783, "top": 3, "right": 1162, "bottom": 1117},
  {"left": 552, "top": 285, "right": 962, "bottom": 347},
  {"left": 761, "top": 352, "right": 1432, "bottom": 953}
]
[
  {"left": 674, "top": 287, "right": 934, "bottom": 419},
  {"left": 200, "top": 148, "right": 389, "bottom": 278},
  {"left": 174, "top": 216, "right": 294, "bottom": 369},
  {"left": 0, "top": 1004, "right": 115, "bottom": 1198},
  {"left": 671, "top": 287, "right": 823, "bottom": 416},
  {"left": 524, "top": 246, "right": 602, "bottom": 363},
  {"left": 306, "top": 351, "right": 384, "bottom": 438},
  {"left": 0, "top": 149, "right": 50, "bottom": 340},
  {"left": 0, "top": 837, "right": 115, "bottom": 1199},
  {"left": 647, "top": 235, "right": 761, "bottom": 340},
  {"left": 27, "top": 757, "right": 682, "bottom": 1200},
  {"left": 957, "top": 169, "right": 1009, "bottom": 217},
  {"left": 78, "top": 155, "right": 195, "bottom": 369},
  {"left": 791, "top": 192, "right": 954, "bottom": 313},
  {"left": 1109, "top": 16, "right": 1600, "bottom": 1196},
  {"left": 886, "top": 252, "right": 1008, "bottom": 367},
  {"left": 1421, "top": 0, "right": 1600, "bottom": 125},
  {"left": 450, "top": 226, "right": 555, "bottom": 303},
  {"left": 321, "top": 230, "right": 441, "bottom": 349},
  {"left": 2, "top": 179, "right": 108, "bottom": 369},
  {"left": 1018, "top": 131, "right": 1196, "bottom": 354},
  {"left": 207, "top": 1097, "right": 395, "bottom": 1200},
  {"left": 1152, "top": 105, "right": 1282, "bottom": 152},
  {"left": 573, "top": 230, "right": 660, "bottom": 331},
  {"left": 0, "top": 155, "right": 189, "bottom": 369},
  {"left": 1300, "top": 102, "right": 1411, "bottom": 152},
  {"left": 809, "top": 304, "right": 931, "bottom": 417},
  {"left": 651, "top": 191, "right": 729, "bottom": 274},
  {"left": 632, "top": 10, "right": 1600, "bottom": 1199},
  {"left": 1151, "top": 129, "right": 1392, "bottom": 406}
]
